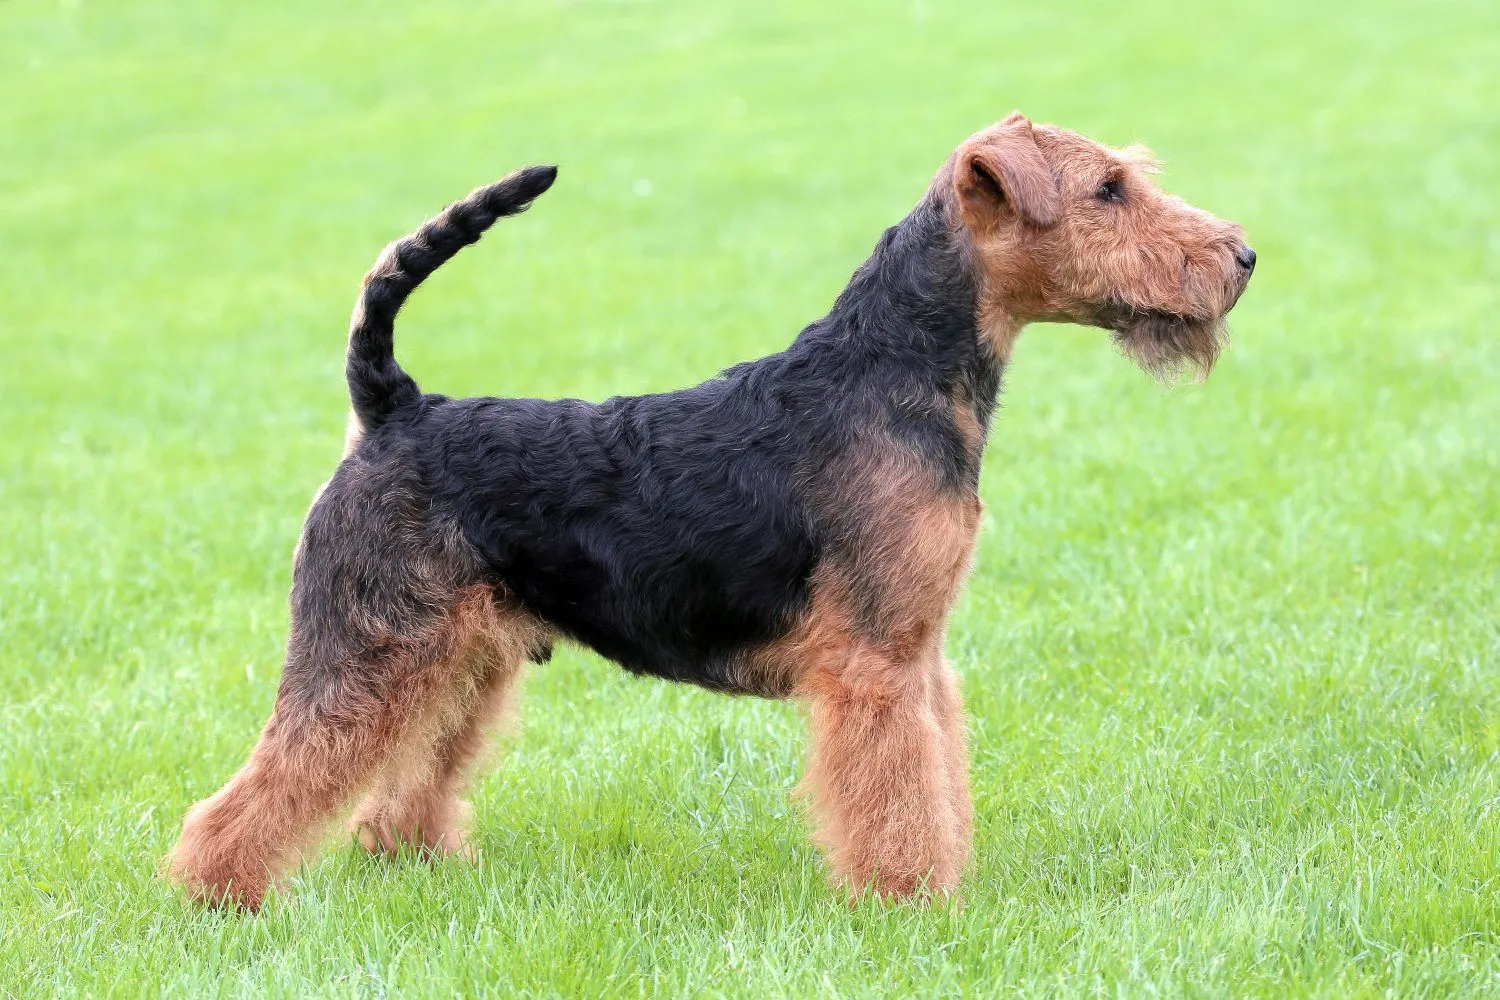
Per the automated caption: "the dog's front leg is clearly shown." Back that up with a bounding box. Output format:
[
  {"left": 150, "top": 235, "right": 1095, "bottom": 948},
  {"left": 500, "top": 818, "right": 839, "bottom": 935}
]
[{"left": 798, "top": 642, "right": 967, "bottom": 900}]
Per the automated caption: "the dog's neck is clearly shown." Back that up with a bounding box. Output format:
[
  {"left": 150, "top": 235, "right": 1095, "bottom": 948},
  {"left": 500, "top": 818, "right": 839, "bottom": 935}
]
[{"left": 785, "top": 190, "right": 1004, "bottom": 444}]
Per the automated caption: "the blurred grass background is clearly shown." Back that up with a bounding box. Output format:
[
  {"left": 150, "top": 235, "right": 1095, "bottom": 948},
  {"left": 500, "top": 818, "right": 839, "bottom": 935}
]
[{"left": 1, "top": 0, "right": 1497, "bottom": 995}]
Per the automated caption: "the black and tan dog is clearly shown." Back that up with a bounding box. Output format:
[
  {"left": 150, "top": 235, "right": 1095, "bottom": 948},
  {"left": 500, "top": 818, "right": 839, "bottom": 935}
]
[{"left": 168, "top": 113, "right": 1254, "bottom": 910}]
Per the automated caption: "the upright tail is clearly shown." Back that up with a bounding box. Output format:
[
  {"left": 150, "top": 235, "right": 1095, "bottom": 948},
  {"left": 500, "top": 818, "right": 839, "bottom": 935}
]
[{"left": 346, "top": 165, "right": 558, "bottom": 428}]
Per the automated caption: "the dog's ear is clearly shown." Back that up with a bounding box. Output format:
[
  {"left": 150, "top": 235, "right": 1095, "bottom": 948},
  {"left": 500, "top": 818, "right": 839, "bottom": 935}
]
[{"left": 954, "top": 115, "right": 1060, "bottom": 229}]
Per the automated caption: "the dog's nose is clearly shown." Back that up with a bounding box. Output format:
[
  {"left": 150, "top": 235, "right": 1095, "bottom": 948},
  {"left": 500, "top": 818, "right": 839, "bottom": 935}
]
[{"left": 1235, "top": 245, "right": 1257, "bottom": 271}]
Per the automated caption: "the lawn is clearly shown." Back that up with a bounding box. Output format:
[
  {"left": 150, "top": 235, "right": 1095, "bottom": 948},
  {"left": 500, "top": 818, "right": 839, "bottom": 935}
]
[{"left": 2, "top": 0, "right": 1497, "bottom": 995}]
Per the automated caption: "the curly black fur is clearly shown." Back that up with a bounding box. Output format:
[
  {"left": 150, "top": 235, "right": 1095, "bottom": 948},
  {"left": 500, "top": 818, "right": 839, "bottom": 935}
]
[{"left": 311, "top": 165, "right": 998, "bottom": 694}]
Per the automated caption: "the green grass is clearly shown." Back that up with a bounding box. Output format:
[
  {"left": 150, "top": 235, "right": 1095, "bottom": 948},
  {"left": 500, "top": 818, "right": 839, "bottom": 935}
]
[{"left": 2, "top": 0, "right": 1497, "bottom": 995}]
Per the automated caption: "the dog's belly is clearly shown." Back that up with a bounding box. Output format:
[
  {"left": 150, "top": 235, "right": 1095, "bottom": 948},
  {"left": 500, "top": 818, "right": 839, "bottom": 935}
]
[
  {"left": 505, "top": 561, "right": 811, "bottom": 694},
  {"left": 480, "top": 527, "right": 817, "bottom": 693}
]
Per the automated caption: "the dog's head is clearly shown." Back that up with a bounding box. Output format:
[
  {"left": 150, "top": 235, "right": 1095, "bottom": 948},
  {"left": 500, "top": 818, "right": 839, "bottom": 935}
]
[{"left": 948, "top": 112, "right": 1253, "bottom": 379}]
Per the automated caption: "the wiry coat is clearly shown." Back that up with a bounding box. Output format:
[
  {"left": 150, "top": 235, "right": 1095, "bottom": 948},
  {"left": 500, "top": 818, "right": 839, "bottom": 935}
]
[
  {"left": 319, "top": 165, "right": 997, "bottom": 694},
  {"left": 168, "top": 115, "right": 1253, "bottom": 912}
]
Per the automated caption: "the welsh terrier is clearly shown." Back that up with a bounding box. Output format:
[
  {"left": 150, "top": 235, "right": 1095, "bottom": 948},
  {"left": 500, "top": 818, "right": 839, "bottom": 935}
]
[{"left": 168, "top": 113, "right": 1254, "bottom": 910}]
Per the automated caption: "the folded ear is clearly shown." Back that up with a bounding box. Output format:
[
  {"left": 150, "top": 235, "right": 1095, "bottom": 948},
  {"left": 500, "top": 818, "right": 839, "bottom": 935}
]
[{"left": 954, "top": 115, "right": 1060, "bottom": 228}]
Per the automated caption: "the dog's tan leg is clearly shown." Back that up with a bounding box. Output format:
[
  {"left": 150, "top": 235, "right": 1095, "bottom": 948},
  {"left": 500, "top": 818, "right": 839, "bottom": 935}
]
[
  {"left": 166, "top": 608, "right": 479, "bottom": 913},
  {"left": 929, "top": 649, "right": 973, "bottom": 870},
  {"left": 351, "top": 652, "right": 527, "bottom": 860},
  {"left": 800, "top": 644, "right": 963, "bottom": 900}
]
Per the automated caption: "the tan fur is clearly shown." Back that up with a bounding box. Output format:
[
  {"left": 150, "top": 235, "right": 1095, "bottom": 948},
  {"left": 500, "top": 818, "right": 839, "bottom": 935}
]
[
  {"left": 165, "top": 591, "right": 547, "bottom": 911},
  {"left": 342, "top": 410, "right": 365, "bottom": 458},
  {"left": 737, "top": 454, "right": 979, "bottom": 691},
  {"left": 734, "top": 449, "right": 982, "bottom": 899},
  {"left": 949, "top": 382, "right": 986, "bottom": 460},
  {"left": 798, "top": 637, "right": 961, "bottom": 899},
  {"left": 928, "top": 652, "right": 973, "bottom": 857},
  {"left": 349, "top": 600, "right": 538, "bottom": 859},
  {"left": 948, "top": 114, "right": 1249, "bottom": 376}
]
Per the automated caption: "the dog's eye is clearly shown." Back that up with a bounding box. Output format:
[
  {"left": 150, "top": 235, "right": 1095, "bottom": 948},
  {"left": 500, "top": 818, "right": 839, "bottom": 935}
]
[{"left": 1095, "top": 179, "right": 1125, "bottom": 204}]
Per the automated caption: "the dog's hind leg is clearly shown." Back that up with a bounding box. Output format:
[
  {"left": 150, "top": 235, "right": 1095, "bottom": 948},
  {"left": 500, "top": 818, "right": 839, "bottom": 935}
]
[
  {"left": 165, "top": 590, "right": 484, "bottom": 912},
  {"left": 351, "top": 603, "right": 542, "bottom": 860}
]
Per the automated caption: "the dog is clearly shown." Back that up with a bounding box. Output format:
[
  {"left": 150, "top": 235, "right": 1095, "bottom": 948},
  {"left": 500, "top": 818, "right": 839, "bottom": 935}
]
[{"left": 167, "top": 112, "right": 1253, "bottom": 911}]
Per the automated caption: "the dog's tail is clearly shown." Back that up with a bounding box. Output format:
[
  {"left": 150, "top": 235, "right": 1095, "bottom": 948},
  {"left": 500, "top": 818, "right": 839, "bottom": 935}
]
[{"left": 346, "top": 165, "right": 558, "bottom": 428}]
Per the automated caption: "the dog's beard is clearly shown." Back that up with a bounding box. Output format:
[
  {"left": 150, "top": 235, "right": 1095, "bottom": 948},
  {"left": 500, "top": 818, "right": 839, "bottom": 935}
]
[{"left": 1101, "top": 306, "right": 1228, "bottom": 383}]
